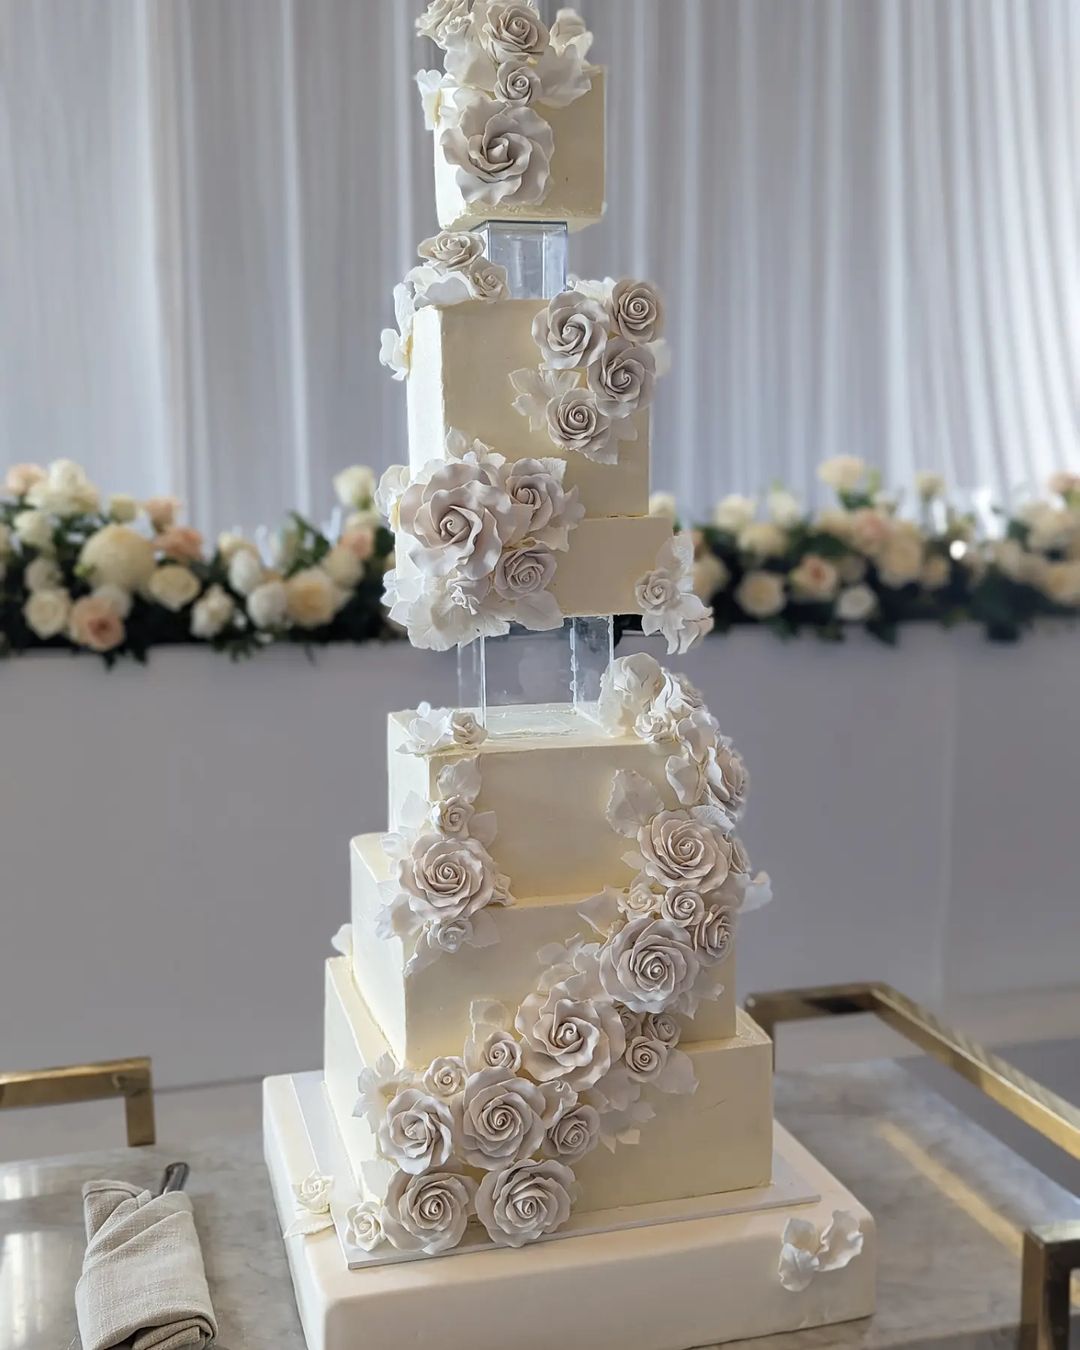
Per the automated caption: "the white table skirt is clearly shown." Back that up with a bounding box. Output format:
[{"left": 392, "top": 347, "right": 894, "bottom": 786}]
[{"left": 4, "top": 626, "right": 1077, "bottom": 1088}]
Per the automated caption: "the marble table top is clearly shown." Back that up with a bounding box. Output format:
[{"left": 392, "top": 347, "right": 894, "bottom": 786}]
[{"left": 1, "top": 1059, "right": 1077, "bottom": 1350}]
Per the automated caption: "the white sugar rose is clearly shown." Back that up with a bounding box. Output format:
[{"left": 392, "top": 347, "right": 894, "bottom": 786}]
[
  {"left": 293, "top": 1171, "right": 332, "bottom": 1214},
  {"left": 641, "top": 1011, "right": 681, "bottom": 1046},
  {"left": 465, "top": 1027, "right": 523, "bottom": 1075},
  {"left": 545, "top": 389, "right": 614, "bottom": 463},
  {"left": 247, "top": 579, "right": 288, "bottom": 629},
  {"left": 417, "top": 230, "right": 483, "bottom": 271},
  {"left": 599, "top": 916, "right": 701, "bottom": 1014},
  {"left": 481, "top": 2, "right": 549, "bottom": 61},
  {"left": 431, "top": 795, "right": 474, "bottom": 835},
  {"left": 449, "top": 709, "right": 487, "bottom": 747},
  {"left": 735, "top": 570, "right": 786, "bottom": 618},
  {"left": 285, "top": 567, "right": 342, "bottom": 628},
  {"left": 495, "top": 60, "right": 541, "bottom": 105},
  {"left": 24, "top": 588, "right": 71, "bottom": 639},
  {"left": 611, "top": 279, "right": 664, "bottom": 344},
  {"left": 458, "top": 1067, "right": 548, "bottom": 1170},
  {"left": 693, "top": 903, "right": 736, "bottom": 963},
  {"left": 398, "top": 460, "right": 526, "bottom": 580},
  {"left": 659, "top": 887, "right": 705, "bottom": 927},
  {"left": 423, "top": 1056, "right": 467, "bottom": 1098},
  {"left": 503, "top": 458, "right": 579, "bottom": 539},
  {"left": 399, "top": 833, "right": 504, "bottom": 923},
  {"left": 515, "top": 982, "right": 626, "bottom": 1089},
  {"left": 790, "top": 554, "right": 839, "bottom": 602},
  {"left": 624, "top": 1035, "right": 670, "bottom": 1083},
  {"left": 190, "top": 583, "right": 235, "bottom": 639},
  {"left": 493, "top": 541, "right": 556, "bottom": 599},
  {"left": 441, "top": 97, "right": 554, "bottom": 208},
  {"left": 415, "top": 0, "right": 471, "bottom": 45},
  {"left": 543, "top": 1103, "right": 600, "bottom": 1163},
  {"left": 377, "top": 1087, "right": 456, "bottom": 1174},
  {"left": 710, "top": 741, "right": 749, "bottom": 815},
  {"left": 597, "top": 651, "right": 665, "bottom": 731},
  {"left": 639, "top": 808, "right": 733, "bottom": 890},
  {"left": 78, "top": 525, "right": 155, "bottom": 590},
  {"left": 148, "top": 563, "right": 200, "bottom": 612},
  {"left": 345, "top": 1200, "right": 385, "bottom": 1252},
  {"left": 466, "top": 257, "right": 511, "bottom": 301},
  {"left": 587, "top": 337, "right": 656, "bottom": 418},
  {"left": 382, "top": 1169, "right": 475, "bottom": 1256},
  {"left": 550, "top": 7, "right": 593, "bottom": 57},
  {"left": 476, "top": 1158, "right": 575, "bottom": 1248},
  {"left": 533, "top": 290, "right": 610, "bottom": 369}
]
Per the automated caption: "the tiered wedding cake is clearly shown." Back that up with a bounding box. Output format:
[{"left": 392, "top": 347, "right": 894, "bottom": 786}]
[{"left": 264, "top": 5, "right": 875, "bottom": 1346}]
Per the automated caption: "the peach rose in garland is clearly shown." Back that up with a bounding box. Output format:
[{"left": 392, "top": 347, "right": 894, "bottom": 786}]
[
  {"left": 4, "top": 463, "right": 46, "bottom": 497},
  {"left": 476, "top": 1158, "right": 575, "bottom": 1248},
  {"left": 381, "top": 1169, "right": 476, "bottom": 1256},
  {"left": 68, "top": 594, "right": 125, "bottom": 653},
  {"left": 441, "top": 96, "right": 554, "bottom": 208},
  {"left": 598, "top": 916, "right": 701, "bottom": 1015},
  {"left": 154, "top": 525, "right": 204, "bottom": 563},
  {"left": 790, "top": 553, "right": 839, "bottom": 603}
]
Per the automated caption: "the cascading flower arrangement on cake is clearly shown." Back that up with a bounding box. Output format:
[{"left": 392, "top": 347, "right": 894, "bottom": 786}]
[{"left": 261, "top": 4, "right": 875, "bottom": 1347}]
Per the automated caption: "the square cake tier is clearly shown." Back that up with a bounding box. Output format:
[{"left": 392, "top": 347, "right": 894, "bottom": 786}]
[
  {"left": 324, "top": 957, "right": 770, "bottom": 1215},
  {"left": 435, "top": 74, "right": 606, "bottom": 232},
  {"left": 406, "top": 298, "right": 649, "bottom": 518},
  {"left": 349, "top": 835, "right": 737, "bottom": 1068}
]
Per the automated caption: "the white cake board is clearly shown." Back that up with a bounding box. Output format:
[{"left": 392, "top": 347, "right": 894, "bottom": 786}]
[{"left": 264, "top": 1073, "right": 876, "bottom": 1350}]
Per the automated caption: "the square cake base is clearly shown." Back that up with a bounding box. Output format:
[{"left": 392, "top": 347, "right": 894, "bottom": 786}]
[{"left": 264, "top": 1073, "right": 876, "bottom": 1350}]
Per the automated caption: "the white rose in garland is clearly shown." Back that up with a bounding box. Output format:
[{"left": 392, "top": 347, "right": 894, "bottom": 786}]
[
  {"left": 23, "top": 588, "right": 71, "bottom": 640},
  {"left": 148, "top": 564, "right": 200, "bottom": 613},
  {"left": 377, "top": 1086, "right": 456, "bottom": 1174},
  {"left": 382, "top": 1169, "right": 476, "bottom": 1256},
  {"left": 457, "top": 1066, "right": 549, "bottom": 1170},
  {"left": 247, "top": 579, "right": 288, "bottom": 630},
  {"left": 79, "top": 525, "right": 155, "bottom": 591},
  {"left": 24, "top": 556, "right": 60, "bottom": 591},
  {"left": 735, "top": 569, "right": 786, "bottom": 619},
  {"left": 515, "top": 982, "right": 626, "bottom": 1089},
  {"left": 532, "top": 290, "right": 610, "bottom": 369},
  {"left": 476, "top": 1158, "right": 575, "bottom": 1248},
  {"left": 441, "top": 95, "right": 555, "bottom": 207},
  {"left": 190, "top": 584, "right": 235, "bottom": 639},
  {"left": 27, "top": 459, "right": 99, "bottom": 517}
]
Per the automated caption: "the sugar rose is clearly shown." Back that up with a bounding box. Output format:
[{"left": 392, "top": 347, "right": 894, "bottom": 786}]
[
  {"left": 441, "top": 98, "right": 554, "bottom": 208},
  {"left": 476, "top": 1158, "right": 574, "bottom": 1248},
  {"left": 611, "top": 279, "right": 664, "bottom": 344},
  {"left": 533, "top": 290, "right": 610, "bottom": 369},
  {"left": 382, "top": 1169, "right": 475, "bottom": 1256},
  {"left": 599, "top": 916, "right": 701, "bottom": 1014},
  {"left": 515, "top": 981, "right": 626, "bottom": 1089},
  {"left": 377, "top": 1087, "right": 456, "bottom": 1174},
  {"left": 638, "top": 807, "right": 733, "bottom": 891},
  {"left": 457, "top": 1067, "right": 548, "bottom": 1170}
]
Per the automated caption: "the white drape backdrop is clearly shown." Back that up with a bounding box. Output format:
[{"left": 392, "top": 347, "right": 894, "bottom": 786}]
[{"left": 2, "top": 0, "right": 1078, "bottom": 532}]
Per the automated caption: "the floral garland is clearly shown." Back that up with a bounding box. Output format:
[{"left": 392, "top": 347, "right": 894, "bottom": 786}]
[
  {"left": 1, "top": 455, "right": 1076, "bottom": 665},
  {"left": 415, "top": 2, "right": 595, "bottom": 213},
  {"left": 337, "top": 653, "right": 768, "bottom": 1259},
  {"left": 652, "top": 458, "right": 1080, "bottom": 647}
]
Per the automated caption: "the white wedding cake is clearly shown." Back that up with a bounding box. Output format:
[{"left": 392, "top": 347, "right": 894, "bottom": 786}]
[{"left": 264, "top": 6, "right": 875, "bottom": 1346}]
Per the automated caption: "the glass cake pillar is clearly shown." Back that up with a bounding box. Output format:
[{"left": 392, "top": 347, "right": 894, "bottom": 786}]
[
  {"left": 457, "top": 617, "right": 614, "bottom": 737},
  {"left": 480, "top": 221, "right": 568, "bottom": 300}
]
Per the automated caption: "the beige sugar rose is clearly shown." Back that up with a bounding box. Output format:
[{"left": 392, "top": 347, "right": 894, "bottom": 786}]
[{"left": 638, "top": 807, "right": 733, "bottom": 892}]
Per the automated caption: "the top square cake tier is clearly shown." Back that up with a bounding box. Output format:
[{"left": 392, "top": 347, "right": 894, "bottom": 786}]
[{"left": 435, "top": 74, "right": 606, "bottom": 232}]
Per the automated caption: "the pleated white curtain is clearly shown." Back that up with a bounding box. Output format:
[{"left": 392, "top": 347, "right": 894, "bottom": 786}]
[{"left": 2, "top": 0, "right": 1077, "bottom": 532}]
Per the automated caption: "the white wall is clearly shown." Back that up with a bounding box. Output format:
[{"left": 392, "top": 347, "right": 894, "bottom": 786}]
[
  {"left": 2, "top": 0, "right": 1078, "bottom": 530},
  {"left": 3, "top": 629, "right": 1076, "bottom": 1089}
]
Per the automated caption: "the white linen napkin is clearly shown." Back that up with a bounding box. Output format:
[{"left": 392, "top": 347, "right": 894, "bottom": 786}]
[{"left": 75, "top": 1179, "right": 217, "bottom": 1350}]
